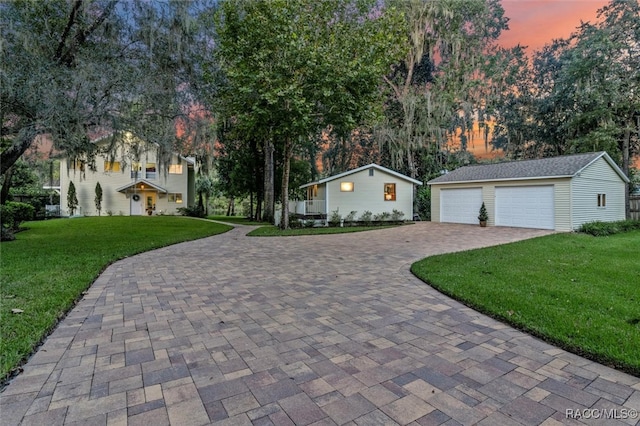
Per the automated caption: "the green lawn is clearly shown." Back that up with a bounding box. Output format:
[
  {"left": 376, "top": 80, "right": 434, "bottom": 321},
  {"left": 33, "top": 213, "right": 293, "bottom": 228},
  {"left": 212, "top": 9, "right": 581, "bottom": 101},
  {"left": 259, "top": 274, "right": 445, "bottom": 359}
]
[
  {"left": 247, "top": 224, "right": 399, "bottom": 236},
  {"left": 0, "top": 217, "right": 231, "bottom": 382},
  {"left": 206, "top": 215, "right": 266, "bottom": 225},
  {"left": 411, "top": 231, "right": 640, "bottom": 376}
]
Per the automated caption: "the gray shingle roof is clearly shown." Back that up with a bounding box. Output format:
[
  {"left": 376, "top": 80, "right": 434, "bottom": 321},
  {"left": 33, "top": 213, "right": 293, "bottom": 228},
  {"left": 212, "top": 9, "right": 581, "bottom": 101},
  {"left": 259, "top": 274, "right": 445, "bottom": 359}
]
[{"left": 428, "top": 152, "right": 614, "bottom": 184}]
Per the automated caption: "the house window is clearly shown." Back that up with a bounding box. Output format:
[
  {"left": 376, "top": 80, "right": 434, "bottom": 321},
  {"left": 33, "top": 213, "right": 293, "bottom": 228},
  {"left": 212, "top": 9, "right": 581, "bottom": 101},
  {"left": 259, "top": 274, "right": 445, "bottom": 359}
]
[
  {"left": 146, "top": 163, "right": 156, "bottom": 179},
  {"left": 340, "top": 182, "right": 354, "bottom": 192},
  {"left": 168, "top": 193, "right": 183, "bottom": 203},
  {"left": 169, "top": 164, "right": 183, "bottom": 174},
  {"left": 131, "top": 162, "right": 142, "bottom": 178},
  {"left": 307, "top": 185, "right": 318, "bottom": 199},
  {"left": 597, "top": 193, "right": 606, "bottom": 207},
  {"left": 71, "top": 159, "right": 84, "bottom": 171},
  {"left": 384, "top": 183, "right": 396, "bottom": 201},
  {"left": 369, "top": 169, "right": 374, "bottom": 176},
  {"left": 104, "top": 161, "right": 120, "bottom": 172}
]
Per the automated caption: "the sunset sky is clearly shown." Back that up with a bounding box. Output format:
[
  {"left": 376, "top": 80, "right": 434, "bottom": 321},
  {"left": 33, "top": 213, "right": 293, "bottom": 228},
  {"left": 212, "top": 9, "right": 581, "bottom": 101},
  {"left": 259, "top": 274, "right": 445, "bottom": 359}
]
[{"left": 498, "top": 0, "right": 609, "bottom": 52}]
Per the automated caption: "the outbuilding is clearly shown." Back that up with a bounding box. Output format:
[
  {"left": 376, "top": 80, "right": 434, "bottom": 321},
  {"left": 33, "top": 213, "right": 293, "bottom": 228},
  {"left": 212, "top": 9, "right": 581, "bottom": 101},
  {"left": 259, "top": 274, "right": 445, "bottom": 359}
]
[
  {"left": 428, "top": 152, "right": 629, "bottom": 231},
  {"left": 293, "top": 164, "right": 423, "bottom": 221}
]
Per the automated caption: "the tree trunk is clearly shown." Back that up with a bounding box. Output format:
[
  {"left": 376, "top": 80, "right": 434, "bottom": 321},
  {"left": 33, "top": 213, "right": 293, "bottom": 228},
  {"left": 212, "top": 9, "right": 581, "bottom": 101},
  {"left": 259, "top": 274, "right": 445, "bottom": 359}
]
[
  {"left": 279, "top": 138, "right": 293, "bottom": 229},
  {"left": 0, "top": 165, "right": 14, "bottom": 205},
  {"left": 263, "top": 138, "right": 275, "bottom": 224},
  {"left": 623, "top": 123, "right": 631, "bottom": 219},
  {"left": 249, "top": 191, "right": 254, "bottom": 219},
  {"left": 1, "top": 132, "right": 36, "bottom": 176},
  {"left": 226, "top": 197, "right": 235, "bottom": 216}
]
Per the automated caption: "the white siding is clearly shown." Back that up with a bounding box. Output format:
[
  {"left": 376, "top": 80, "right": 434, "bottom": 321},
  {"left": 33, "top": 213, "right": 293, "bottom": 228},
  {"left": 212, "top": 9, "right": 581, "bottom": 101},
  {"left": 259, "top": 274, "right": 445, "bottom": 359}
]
[
  {"left": 59, "top": 142, "right": 191, "bottom": 216},
  {"left": 325, "top": 168, "right": 415, "bottom": 219},
  {"left": 431, "top": 178, "right": 572, "bottom": 231},
  {"left": 571, "top": 157, "right": 626, "bottom": 228},
  {"left": 440, "top": 188, "right": 482, "bottom": 224},
  {"left": 495, "top": 186, "right": 554, "bottom": 229}
]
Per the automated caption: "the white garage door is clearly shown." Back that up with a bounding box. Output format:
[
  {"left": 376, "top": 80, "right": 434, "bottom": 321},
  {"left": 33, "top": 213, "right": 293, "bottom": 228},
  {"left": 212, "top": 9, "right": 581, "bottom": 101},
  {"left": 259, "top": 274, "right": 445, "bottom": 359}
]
[
  {"left": 440, "top": 188, "right": 482, "bottom": 224},
  {"left": 495, "top": 186, "right": 555, "bottom": 230}
]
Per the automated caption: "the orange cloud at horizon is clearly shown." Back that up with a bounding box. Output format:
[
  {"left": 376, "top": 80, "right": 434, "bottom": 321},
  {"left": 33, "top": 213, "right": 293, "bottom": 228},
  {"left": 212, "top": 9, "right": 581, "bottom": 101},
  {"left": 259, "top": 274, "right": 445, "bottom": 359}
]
[{"left": 498, "top": 0, "right": 608, "bottom": 53}]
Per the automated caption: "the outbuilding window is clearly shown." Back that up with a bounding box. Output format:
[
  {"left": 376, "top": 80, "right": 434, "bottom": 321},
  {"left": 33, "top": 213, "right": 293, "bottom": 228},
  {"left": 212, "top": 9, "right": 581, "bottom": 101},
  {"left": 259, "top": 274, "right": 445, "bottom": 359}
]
[
  {"left": 597, "top": 193, "right": 606, "bottom": 207},
  {"left": 384, "top": 183, "right": 396, "bottom": 201},
  {"left": 340, "top": 182, "right": 354, "bottom": 192}
]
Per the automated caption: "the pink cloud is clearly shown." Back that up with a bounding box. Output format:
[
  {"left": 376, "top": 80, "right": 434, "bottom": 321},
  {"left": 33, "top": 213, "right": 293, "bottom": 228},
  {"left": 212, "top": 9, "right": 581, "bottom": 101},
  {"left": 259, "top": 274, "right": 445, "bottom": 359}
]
[{"left": 498, "top": 0, "right": 608, "bottom": 52}]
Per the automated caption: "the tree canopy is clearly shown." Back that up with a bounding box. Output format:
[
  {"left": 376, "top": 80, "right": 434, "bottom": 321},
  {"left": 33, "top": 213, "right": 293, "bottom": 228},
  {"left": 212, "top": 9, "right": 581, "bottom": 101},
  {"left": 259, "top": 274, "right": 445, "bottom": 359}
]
[
  {"left": 1, "top": 0, "right": 214, "bottom": 178},
  {"left": 213, "top": 0, "right": 406, "bottom": 228}
]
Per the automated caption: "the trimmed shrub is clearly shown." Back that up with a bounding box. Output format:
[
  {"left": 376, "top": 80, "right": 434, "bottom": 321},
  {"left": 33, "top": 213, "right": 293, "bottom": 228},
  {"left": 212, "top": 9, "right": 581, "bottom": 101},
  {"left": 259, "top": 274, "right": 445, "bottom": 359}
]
[
  {"left": 329, "top": 209, "right": 341, "bottom": 227},
  {"left": 391, "top": 209, "right": 405, "bottom": 222},
  {"left": 176, "top": 206, "right": 205, "bottom": 218},
  {"left": 373, "top": 211, "right": 391, "bottom": 222},
  {"left": 344, "top": 210, "right": 358, "bottom": 226},
  {"left": 1, "top": 201, "right": 35, "bottom": 230},
  {"left": 359, "top": 210, "right": 373, "bottom": 226},
  {"left": 579, "top": 219, "right": 640, "bottom": 236}
]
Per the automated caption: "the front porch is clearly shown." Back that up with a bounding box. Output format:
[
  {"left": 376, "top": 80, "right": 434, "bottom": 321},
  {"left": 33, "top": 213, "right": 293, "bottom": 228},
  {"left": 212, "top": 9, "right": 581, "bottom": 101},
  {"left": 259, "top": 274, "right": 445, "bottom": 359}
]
[{"left": 289, "top": 199, "right": 326, "bottom": 216}]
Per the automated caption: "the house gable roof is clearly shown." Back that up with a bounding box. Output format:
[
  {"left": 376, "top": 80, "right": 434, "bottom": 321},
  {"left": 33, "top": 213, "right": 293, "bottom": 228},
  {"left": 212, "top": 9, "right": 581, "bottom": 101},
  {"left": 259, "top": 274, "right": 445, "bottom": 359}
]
[
  {"left": 428, "top": 152, "right": 629, "bottom": 185},
  {"left": 300, "top": 164, "right": 423, "bottom": 189},
  {"left": 115, "top": 179, "right": 168, "bottom": 193}
]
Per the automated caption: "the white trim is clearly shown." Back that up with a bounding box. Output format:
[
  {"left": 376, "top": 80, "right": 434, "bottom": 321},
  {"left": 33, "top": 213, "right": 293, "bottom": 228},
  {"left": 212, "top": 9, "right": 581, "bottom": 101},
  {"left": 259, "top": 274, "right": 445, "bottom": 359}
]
[
  {"left": 429, "top": 175, "right": 574, "bottom": 186},
  {"left": 115, "top": 179, "right": 168, "bottom": 193},
  {"left": 300, "top": 164, "right": 423, "bottom": 189}
]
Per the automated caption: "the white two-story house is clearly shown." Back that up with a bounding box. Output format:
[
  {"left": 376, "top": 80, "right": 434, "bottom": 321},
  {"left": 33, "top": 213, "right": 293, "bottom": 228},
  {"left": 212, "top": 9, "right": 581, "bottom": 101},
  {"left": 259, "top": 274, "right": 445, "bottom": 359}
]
[{"left": 59, "top": 133, "right": 196, "bottom": 216}]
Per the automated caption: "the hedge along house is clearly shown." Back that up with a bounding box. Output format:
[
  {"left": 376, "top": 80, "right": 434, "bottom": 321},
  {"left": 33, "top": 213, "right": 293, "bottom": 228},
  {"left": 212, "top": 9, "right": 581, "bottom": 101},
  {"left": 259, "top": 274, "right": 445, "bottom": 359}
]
[
  {"left": 428, "top": 152, "right": 629, "bottom": 231},
  {"left": 59, "top": 133, "right": 196, "bottom": 216},
  {"left": 294, "top": 164, "right": 423, "bottom": 221}
]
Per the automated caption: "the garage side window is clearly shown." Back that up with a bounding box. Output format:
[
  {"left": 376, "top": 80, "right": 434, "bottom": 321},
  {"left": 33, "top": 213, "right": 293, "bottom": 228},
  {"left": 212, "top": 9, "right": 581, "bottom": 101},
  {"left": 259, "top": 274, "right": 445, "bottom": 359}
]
[
  {"left": 384, "top": 183, "right": 396, "bottom": 201},
  {"left": 597, "top": 193, "right": 606, "bottom": 207}
]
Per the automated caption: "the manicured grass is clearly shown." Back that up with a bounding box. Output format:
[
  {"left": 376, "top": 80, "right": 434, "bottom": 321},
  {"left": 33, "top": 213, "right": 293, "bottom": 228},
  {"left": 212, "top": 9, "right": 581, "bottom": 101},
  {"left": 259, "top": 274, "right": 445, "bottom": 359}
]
[
  {"left": 247, "top": 224, "right": 399, "bottom": 236},
  {"left": 411, "top": 231, "right": 640, "bottom": 376},
  {"left": 0, "top": 217, "right": 231, "bottom": 382}
]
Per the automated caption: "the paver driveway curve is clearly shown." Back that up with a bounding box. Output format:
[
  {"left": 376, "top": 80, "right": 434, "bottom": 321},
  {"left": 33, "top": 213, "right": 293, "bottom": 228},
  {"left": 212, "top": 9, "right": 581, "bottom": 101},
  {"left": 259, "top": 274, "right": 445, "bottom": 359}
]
[{"left": 2, "top": 222, "right": 639, "bottom": 425}]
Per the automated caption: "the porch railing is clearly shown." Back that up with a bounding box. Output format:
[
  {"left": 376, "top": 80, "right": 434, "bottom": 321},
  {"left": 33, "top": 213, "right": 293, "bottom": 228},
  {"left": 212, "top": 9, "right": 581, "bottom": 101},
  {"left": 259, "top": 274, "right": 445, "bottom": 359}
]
[{"left": 289, "top": 200, "right": 326, "bottom": 215}]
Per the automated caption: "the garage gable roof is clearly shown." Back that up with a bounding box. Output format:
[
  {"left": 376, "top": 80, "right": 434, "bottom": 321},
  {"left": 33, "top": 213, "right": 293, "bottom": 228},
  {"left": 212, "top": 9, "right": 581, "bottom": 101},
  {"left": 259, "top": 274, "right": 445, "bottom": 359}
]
[
  {"left": 428, "top": 151, "right": 629, "bottom": 185},
  {"left": 300, "top": 164, "right": 423, "bottom": 189}
]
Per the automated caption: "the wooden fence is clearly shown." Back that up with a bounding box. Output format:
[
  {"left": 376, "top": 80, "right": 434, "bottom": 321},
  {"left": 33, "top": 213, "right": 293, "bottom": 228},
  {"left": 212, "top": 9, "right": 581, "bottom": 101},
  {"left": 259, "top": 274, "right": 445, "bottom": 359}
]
[{"left": 631, "top": 195, "right": 640, "bottom": 220}]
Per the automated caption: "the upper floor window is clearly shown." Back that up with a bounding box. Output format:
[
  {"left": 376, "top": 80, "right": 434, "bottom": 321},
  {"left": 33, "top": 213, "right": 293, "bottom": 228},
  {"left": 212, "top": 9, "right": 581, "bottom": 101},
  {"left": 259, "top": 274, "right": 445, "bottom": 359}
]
[
  {"left": 131, "top": 162, "right": 142, "bottom": 178},
  {"left": 169, "top": 164, "right": 183, "bottom": 174},
  {"left": 146, "top": 163, "right": 156, "bottom": 179},
  {"left": 104, "top": 161, "right": 121, "bottom": 172},
  {"left": 597, "top": 193, "right": 606, "bottom": 207},
  {"left": 70, "top": 159, "right": 84, "bottom": 171},
  {"left": 384, "top": 183, "right": 396, "bottom": 201}
]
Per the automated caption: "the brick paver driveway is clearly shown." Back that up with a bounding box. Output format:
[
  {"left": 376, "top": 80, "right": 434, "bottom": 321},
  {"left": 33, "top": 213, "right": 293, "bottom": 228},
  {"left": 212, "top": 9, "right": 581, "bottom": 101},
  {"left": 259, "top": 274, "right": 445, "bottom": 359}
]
[{"left": 2, "top": 222, "right": 639, "bottom": 425}]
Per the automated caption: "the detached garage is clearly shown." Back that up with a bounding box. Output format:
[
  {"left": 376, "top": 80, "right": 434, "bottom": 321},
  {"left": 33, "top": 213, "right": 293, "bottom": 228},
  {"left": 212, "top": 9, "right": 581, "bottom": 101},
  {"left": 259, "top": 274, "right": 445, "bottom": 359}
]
[{"left": 428, "top": 151, "right": 629, "bottom": 231}]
